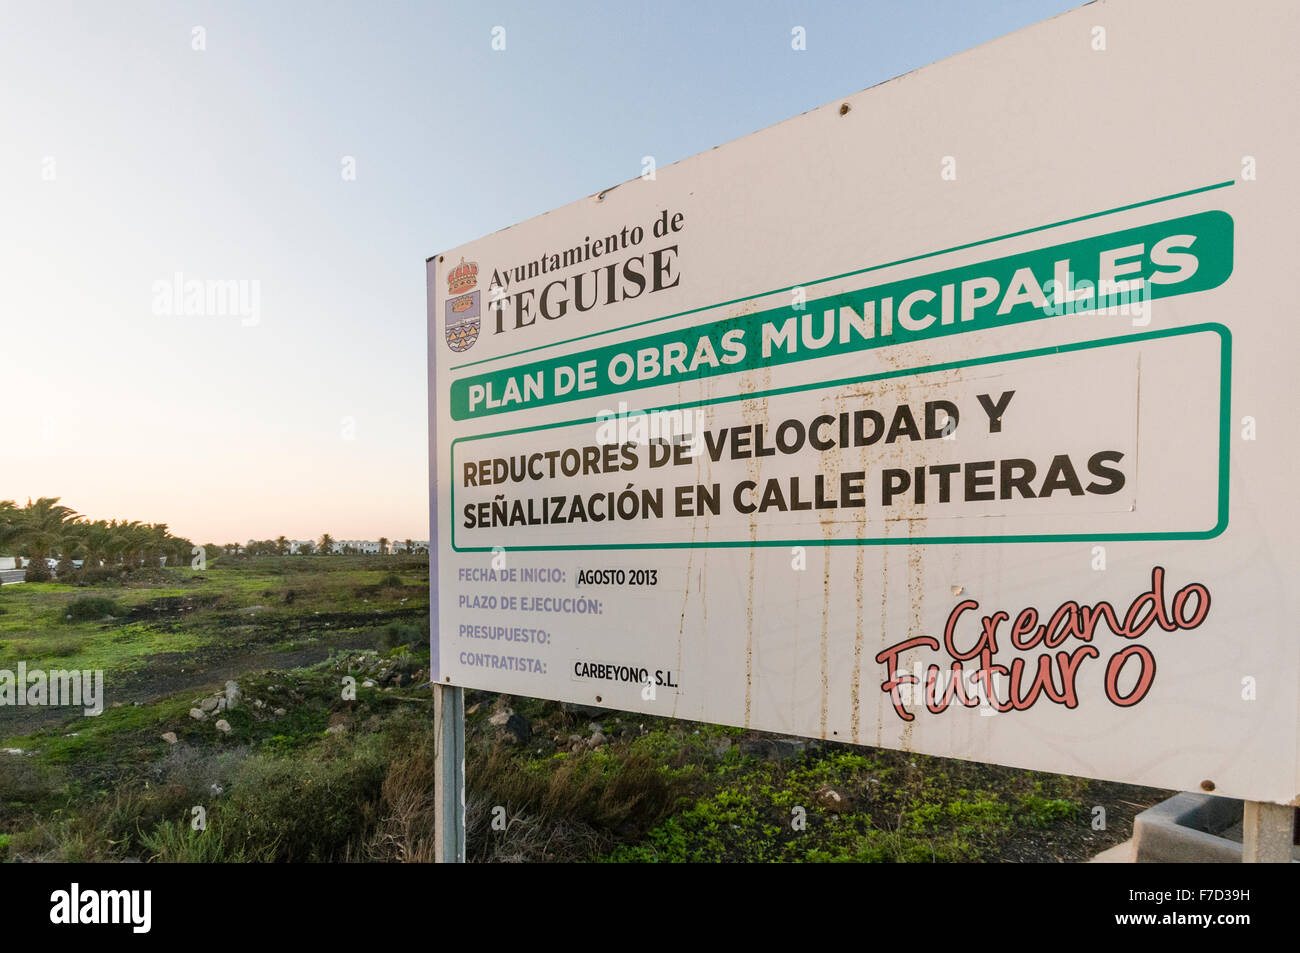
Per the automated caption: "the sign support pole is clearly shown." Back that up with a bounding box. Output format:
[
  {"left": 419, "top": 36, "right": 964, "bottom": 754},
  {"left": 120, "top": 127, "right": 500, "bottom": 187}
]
[
  {"left": 1240, "top": 801, "right": 1293, "bottom": 863},
  {"left": 433, "top": 681, "right": 466, "bottom": 863}
]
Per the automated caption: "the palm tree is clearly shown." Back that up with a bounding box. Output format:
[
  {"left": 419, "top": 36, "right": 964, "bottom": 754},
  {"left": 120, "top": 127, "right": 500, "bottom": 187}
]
[
  {"left": 12, "top": 497, "right": 79, "bottom": 581},
  {"left": 19, "top": 497, "right": 79, "bottom": 559},
  {"left": 102, "top": 520, "right": 134, "bottom": 566},
  {"left": 74, "top": 520, "right": 113, "bottom": 569},
  {"left": 318, "top": 533, "right": 335, "bottom": 555},
  {"left": 141, "top": 523, "right": 171, "bottom": 567},
  {"left": 115, "top": 521, "right": 148, "bottom": 567},
  {"left": 377, "top": 536, "right": 389, "bottom": 556},
  {"left": 0, "top": 501, "right": 22, "bottom": 555},
  {"left": 403, "top": 538, "right": 413, "bottom": 554},
  {"left": 275, "top": 535, "right": 289, "bottom": 556}
]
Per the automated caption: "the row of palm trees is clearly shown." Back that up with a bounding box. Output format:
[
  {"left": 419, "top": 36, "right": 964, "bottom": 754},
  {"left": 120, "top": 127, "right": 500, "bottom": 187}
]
[
  {"left": 0, "top": 498, "right": 195, "bottom": 579},
  {"left": 1, "top": 499, "right": 425, "bottom": 582}
]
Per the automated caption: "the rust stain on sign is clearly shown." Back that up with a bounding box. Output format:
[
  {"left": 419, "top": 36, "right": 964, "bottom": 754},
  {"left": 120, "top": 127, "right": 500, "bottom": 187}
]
[{"left": 735, "top": 352, "right": 771, "bottom": 730}]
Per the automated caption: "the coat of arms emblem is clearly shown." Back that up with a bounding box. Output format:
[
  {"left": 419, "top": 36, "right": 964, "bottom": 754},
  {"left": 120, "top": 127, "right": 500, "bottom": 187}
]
[{"left": 445, "top": 258, "right": 480, "bottom": 352}]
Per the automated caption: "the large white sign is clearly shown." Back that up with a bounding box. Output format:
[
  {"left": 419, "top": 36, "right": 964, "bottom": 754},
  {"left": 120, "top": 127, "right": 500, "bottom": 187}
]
[{"left": 429, "top": 0, "right": 1300, "bottom": 804}]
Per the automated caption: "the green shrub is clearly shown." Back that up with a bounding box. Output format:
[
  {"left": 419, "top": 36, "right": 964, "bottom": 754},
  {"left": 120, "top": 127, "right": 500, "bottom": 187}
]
[
  {"left": 469, "top": 747, "right": 682, "bottom": 839},
  {"left": 70, "top": 566, "right": 126, "bottom": 586},
  {"left": 1017, "top": 795, "right": 1078, "bottom": 828},
  {"left": 0, "top": 756, "right": 59, "bottom": 807},
  {"left": 37, "top": 638, "right": 81, "bottom": 658},
  {"left": 65, "top": 595, "right": 121, "bottom": 621},
  {"left": 215, "top": 736, "right": 388, "bottom": 861},
  {"left": 378, "top": 622, "right": 422, "bottom": 651},
  {"left": 139, "top": 820, "right": 262, "bottom": 863}
]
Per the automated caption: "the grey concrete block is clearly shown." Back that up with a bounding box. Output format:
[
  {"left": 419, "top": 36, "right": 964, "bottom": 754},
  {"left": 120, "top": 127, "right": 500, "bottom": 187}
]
[{"left": 1133, "top": 793, "right": 1297, "bottom": 863}]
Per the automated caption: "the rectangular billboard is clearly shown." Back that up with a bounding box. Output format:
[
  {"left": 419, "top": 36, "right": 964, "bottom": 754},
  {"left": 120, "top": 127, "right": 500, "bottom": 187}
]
[{"left": 428, "top": 0, "right": 1300, "bottom": 804}]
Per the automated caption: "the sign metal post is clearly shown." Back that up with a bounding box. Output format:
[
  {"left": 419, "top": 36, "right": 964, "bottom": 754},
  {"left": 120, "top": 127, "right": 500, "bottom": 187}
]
[{"left": 432, "top": 681, "right": 466, "bottom": 863}]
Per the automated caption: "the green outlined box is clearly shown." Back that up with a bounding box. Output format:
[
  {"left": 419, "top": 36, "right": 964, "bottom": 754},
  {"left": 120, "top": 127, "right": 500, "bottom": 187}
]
[{"left": 449, "top": 323, "right": 1230, "bottom": 552}]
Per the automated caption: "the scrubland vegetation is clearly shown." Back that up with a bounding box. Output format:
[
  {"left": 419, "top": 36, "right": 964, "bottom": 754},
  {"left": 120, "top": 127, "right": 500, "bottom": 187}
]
[{"left": 0, "top": 555, "right": 1165, "bottom": 862}]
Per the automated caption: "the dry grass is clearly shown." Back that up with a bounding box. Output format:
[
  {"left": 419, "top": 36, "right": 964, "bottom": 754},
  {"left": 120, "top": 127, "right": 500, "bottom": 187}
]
[
  {"left": 365, "top": 729, "right": 440, "bottom": 862},
  {"left": 361, "top": 730, "right": 687, "bottom": 862}
]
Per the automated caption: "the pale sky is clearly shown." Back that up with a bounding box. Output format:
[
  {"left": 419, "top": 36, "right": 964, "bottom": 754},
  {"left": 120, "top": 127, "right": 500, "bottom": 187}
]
[{"left": 0, "top": 0, "right": 1080, "bottom": 544}]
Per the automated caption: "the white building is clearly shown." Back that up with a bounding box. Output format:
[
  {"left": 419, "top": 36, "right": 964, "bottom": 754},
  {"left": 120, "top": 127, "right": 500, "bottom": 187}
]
[
  {"left": 337, "top": 540, "right": 382, "bottom": 554},
  {"left": 278, "top": 539, "right": 428, "bottom": 555},
  {"left": 387, "top": 539, "right": 429, "bottom": 554}
]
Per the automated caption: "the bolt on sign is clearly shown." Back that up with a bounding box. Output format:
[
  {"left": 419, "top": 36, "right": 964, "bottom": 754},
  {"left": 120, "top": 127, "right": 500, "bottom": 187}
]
[{"left": 428, "top": 0, "right": 1300, "bottom": 804}]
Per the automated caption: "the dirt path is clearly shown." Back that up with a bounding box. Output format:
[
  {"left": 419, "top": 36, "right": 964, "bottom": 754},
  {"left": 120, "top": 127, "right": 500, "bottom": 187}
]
[{"left": 0, "top": 631, "right": 386, "bottom": 737}]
